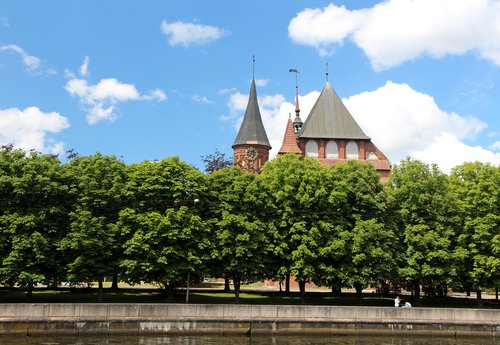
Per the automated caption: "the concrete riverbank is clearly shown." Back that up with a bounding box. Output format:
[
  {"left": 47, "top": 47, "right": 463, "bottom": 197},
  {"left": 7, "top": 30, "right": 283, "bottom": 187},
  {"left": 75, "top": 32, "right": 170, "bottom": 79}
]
[{"left": 0, "top": 303, "right": 498, "bottom": 337}]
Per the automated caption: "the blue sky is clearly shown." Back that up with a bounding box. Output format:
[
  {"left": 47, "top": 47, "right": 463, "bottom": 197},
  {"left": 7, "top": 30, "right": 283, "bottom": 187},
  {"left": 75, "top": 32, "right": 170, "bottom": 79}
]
[{"left": 1, "top": 0, "right": 499, "bottom": 172}]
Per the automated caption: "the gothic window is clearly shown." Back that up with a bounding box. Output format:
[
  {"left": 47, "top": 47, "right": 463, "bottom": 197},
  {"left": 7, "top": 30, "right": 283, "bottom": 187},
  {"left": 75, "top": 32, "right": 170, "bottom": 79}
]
[
  {"left": 367, "top": 151, "right": 378, "bottom": 160},
  {"left": 346, "top": 141, "right": 359, "bottom": 160},
  {"left": 325, "top": 140, "right": 339, "bottom": 159},
  {"left": 305, "top": 140, "right": 319, "bottom": 157}
]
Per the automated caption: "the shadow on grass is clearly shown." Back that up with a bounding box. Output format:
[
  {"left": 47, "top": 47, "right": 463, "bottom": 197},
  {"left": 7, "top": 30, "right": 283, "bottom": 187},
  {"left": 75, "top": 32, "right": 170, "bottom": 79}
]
[{"left": 0, "top": 287, "right": 498, "bottom": 308}]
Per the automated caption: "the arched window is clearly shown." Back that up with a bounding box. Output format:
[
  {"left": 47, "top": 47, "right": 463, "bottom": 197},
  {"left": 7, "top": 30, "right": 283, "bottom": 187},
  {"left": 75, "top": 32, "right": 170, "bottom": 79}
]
[
  {"left": 367, "top": 151, "right": 378, "bottom": 160},
  {"left": 346, "top": 141, "right": 358, "bottom": 160},
  {"left": 325, "top": 140, "right": 339, "bottom": 159},
  {"left": 305, "top": 140, "right": 318, "bottom": 157}
]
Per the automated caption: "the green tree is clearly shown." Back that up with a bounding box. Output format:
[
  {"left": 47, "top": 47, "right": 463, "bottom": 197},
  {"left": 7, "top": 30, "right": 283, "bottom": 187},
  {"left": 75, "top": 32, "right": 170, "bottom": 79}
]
[
  {"left": 320, "top": 162, "right": 397, "bottom": 299},
  {"left": 59, "top": 153, "right": 127, "bottom": 301},
  {"left": 118, "top": 206, "right": 209, "bottom": 301},
  {"left": 206, "top": 166, "right": 270, "bottom": 302},
  {"left": 257, "top": 155, "right": 333, "bottom": 302},
  {"left": 201, "top": 149, "right": 233, "bottom": 173},
  {"left": 450, "top": 162, "right": 500, "bottom": 304},
  {"left": 119, "top": 157, "right": 208, "bottom": 300},
  {"left": 390, "top": 158, "right": 457, "bottom": 306},
  {"left": 0, "top": 147, "right": 69, "bottom": 299}
]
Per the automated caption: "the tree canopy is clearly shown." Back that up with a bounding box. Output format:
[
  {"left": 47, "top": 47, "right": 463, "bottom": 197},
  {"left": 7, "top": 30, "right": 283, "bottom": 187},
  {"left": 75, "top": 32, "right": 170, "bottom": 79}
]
[{"left": 1, "top": 146, "right": 498, "bottom": 305}]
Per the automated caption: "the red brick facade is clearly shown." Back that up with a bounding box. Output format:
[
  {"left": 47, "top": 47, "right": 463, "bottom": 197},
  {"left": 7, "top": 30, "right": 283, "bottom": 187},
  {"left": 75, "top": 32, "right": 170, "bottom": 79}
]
[
  {"left": 297, "top": 138, "right": 391, "bottom": 181},
  {"left": 233, "top": 144, "right": 270, "bottom": 172}
]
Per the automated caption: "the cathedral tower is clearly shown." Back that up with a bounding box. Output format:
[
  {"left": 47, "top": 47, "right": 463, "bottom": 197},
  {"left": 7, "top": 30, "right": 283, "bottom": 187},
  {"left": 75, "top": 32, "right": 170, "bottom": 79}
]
[{"left": 232, "top": 65, "right": 271, "bottom": 172}]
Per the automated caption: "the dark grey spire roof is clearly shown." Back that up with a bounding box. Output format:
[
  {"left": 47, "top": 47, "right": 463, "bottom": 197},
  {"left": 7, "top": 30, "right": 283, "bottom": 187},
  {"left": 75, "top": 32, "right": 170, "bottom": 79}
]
[
  {"left": 232, "top": 79, "right": 272, "bottom": 148},
  {"left": 299, "top": 82, "right": 370, "bottom": 140}
]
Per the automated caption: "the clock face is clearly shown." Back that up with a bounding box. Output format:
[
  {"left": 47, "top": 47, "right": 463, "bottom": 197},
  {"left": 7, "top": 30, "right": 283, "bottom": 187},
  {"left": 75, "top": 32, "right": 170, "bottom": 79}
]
[{"left": 245, "top": 147, "right": 258, "bottom": 161}]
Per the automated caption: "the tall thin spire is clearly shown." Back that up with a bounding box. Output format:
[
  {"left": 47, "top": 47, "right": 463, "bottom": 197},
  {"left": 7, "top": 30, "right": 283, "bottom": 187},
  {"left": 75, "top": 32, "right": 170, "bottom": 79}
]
[
  {"left": 289, "top": 68, "right": 300, "bottom": 113},
  {"left": 289, "top": 68, "right": 303, "bottom": 134}
]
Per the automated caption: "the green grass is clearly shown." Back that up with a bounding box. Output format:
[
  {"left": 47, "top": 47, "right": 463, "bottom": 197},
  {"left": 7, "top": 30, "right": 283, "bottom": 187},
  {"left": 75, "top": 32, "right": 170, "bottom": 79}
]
[{"left": 0, "top": 286, "right": 498, "bottom": 308}]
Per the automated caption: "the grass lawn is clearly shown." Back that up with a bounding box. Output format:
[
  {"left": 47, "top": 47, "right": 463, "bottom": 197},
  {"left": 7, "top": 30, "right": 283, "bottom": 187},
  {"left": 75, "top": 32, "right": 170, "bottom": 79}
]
[{"left": 0, "top": 284, "right": 498, "bottom": 308}]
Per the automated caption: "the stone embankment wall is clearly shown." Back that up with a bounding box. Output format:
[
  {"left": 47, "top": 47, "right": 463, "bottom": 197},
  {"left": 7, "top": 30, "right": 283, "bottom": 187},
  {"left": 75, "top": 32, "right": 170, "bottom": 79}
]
[{"left": 0, "top": 304, "right": 498, "bottom": 337}]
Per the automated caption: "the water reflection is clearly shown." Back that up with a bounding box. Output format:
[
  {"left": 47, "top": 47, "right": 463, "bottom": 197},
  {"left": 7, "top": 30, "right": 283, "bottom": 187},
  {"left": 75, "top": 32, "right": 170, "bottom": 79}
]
[{"left": 0, "top": 335, "right": 497, "bottom": 345}]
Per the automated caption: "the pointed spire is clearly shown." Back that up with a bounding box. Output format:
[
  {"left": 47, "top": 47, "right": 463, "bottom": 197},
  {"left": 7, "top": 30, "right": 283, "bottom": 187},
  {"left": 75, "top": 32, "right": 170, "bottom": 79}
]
[
  {"left": 232, "top": 69, "right": 271, "bottom": 149},
  {"left": 279, "top": 114, "right": 302, "bottom": 155}
]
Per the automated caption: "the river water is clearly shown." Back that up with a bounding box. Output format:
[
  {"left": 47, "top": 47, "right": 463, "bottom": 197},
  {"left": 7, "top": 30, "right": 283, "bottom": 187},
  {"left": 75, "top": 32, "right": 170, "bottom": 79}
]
[{"left": 0, "top": 335, "right": 497, "bottom": 345}]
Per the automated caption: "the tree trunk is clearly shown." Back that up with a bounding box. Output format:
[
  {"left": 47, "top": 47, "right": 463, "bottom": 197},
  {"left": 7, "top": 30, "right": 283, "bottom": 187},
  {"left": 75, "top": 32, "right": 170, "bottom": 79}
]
[
  {"left": 165, "top": 284, "right": 175, "bottom": 302},
  {"left": 413, "top": 280, "right": 421, "bottom": 306},
  {"left": 233, "top": 275, "right": 241, "bottom": 304},
  {"left": 354, "top": 282, "right": 363, "bottom": 302},
  {"left": 466, "top": 282, "right": 472, "bottom": 296},
  {"left": 331, "top": 285, "right": 342, "bottom": 297},
  {"left": 111, "top": 274, "right": 119, "bottom": 290},
  {"left": 331, "top": 280, "right": 342, "bottom": 296},
  {"left": 26, "top": 281, "right": 34, "bottom": 302},
  {"left": 285, "top": 274, "right": 290, "bottom": 295},
  {"left": 379, "top": 281, "right": 389, "bottom": 296},
  {"left": 437, "top": 285, "right": 445, "bottom": 297},
  {"left": 476, "top": 289, "right": 483, "bottom": 306},
  {"left": 298, "top": 280, "right": 306, "bottom": 304},
  {"left": 224, "top": 275, "right": 231, "bottom": 292},
  {"left": 496, "top": 285, "right": 498, "bottom": 301},
  {"left": 98, "top": 276, "right": 104, "bottom": 302}
]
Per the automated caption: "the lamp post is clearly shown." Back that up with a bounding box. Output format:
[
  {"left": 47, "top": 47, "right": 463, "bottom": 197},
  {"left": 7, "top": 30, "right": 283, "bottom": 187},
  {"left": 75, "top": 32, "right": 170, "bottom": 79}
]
[{"left": 186, "top": 198, "right": 200, "bottom": 304}]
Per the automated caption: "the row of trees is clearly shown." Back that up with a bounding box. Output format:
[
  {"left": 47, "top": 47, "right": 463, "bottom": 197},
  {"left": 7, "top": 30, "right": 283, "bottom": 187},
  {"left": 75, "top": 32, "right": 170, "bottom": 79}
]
[{"left": 0, "top": 145, "right": 498, "bottom": 305}]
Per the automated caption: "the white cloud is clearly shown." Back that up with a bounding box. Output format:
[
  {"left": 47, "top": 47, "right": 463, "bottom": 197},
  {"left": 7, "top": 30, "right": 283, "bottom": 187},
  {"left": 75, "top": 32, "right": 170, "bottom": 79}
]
[
  {"left": 489, "top": 141, "right": 500, "bottom": 150},
  {"left": 0, "top": 107, "right": 69, "bottom": 155},
  {"left": 255, "top": 79, "right": 269, "bottom": 87},
  {"left": 218, "top": 87, "right": 237, "bottom": 95},
  {"left": 144, "top": 88, "right": 167, "bottom": 102},
  {"left": 160, "top": 20, "right": 230, "bottom": 47},
  {"left": 0, "top": 44, "right": 41, "bottom": 71},
  {"left": 289, "top": 4, "right": 367, "bottom": 57},
  {"left": 191, "top": 94, "right": 214, "bottom": 105},
  {"left": 80, "top": 55, "right": 90, "bottom": 77},
  {"left": 289, "top": 0, "right": 500, "bottom": 69},
  {"left": 66, "top": 57, "right": 167, "bottom": 124},
  {"left": 343, "top": 81, "right": 498, "bottom": 172},
  {"left": 412, "top": 133, "right": 500, "bottom": 173},
  {"left": 220, "top": 92, "right": 248, "bottom": 121}
]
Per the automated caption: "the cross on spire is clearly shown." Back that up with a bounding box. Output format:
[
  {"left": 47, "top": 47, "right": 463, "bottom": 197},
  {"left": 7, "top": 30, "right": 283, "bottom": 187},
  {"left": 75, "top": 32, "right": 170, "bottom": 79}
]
[{"left": 252, "top": 55, "right": 255, "bottom": 79}]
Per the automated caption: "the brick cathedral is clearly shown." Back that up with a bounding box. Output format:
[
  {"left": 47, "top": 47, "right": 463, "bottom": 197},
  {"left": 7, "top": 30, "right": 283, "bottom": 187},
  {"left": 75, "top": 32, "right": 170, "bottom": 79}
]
[{"left": 232, "top": 67, "right": 391, "bottom": 180}]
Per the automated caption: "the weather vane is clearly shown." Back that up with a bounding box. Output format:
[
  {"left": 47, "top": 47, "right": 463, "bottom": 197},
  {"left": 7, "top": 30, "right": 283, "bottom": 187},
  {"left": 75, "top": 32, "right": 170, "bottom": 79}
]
[
  {"left": 289, "top": 68, "right": 300, "bottom": 114},
  {"left": 289, "top": 68, "right": 299, "bottom": 88}
]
